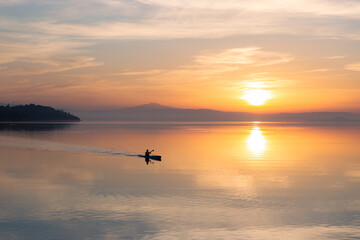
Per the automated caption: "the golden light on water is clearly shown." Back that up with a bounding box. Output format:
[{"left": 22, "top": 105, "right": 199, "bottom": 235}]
[
  {"left": 241, "top": 89, "right": 273, "bottom": 106},
  {"left": 247, "top": 126, "right": 266, "bottom": 155}
]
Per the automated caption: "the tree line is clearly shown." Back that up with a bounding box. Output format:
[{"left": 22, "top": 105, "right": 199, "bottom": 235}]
[{"left": 0, "top": 104, "right": 80, "bottom": 121}]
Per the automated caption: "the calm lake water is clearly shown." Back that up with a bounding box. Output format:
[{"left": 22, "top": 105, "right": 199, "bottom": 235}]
[{"left": 0, "top": 122, "right": 359, "bottom": 239}]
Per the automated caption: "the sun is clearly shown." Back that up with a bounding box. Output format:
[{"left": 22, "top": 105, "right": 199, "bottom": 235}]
[{"left": 241, "top": 89, "right": 272, "bottom": 106}]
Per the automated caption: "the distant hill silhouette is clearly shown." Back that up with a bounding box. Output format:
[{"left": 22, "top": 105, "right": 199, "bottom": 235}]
[
  {"left": 125, "top": 103, "right": 174, "bottom": 110},
  {"left": 72, "top": 103, "right": 360, "bottom": 122},
  {"left": 0, "top": 104, "right": 80, "bottom": 122}
]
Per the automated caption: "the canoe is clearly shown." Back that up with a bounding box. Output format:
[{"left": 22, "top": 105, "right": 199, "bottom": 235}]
[{"left": 138, "top": 155, "right": 162, "bottom": 161}]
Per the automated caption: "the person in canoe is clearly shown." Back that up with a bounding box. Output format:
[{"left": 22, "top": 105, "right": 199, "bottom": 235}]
[
  {"left": 145, "top": 149, "right": 154, "bottom": 165},
  {"left": 145, "top": 149, "right": 154, "bottom": 157}
]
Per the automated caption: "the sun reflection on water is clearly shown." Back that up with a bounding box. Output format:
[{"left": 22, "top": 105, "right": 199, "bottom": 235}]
[{"left": 247, "top": 126, "right": 266, "bottom": 155}]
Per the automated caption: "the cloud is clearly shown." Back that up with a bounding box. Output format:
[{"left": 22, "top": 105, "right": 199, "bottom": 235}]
[
  {"left": 138, "top": 0, "right": 360, "bottom": 18},
  {"left": 304, "top": 68, "right": 331, "bottom": 73},
  {"left": 118, "top": 69, "right": 164, "bottom": 76},
  {"left": 174, "top": 47, "right": 292, "bottom": 77},
  {"left": 0, "top": 34, "right": 89, "bottom": 62},
  {"left": 5, "top": 56, "right": 103, "bottom": 76},
  {"left": 0, "top": 31, "right": 102, "bottom": 75},
  {"left": 0, "top": 0, "right": 24, "bottom": 5},
  {"left": 117, "top": 47, "right": 291, "bottom": 77},
  {"left": 1, "top": 0, "right": 360, "bottom": 41},
  {"left": 239, "top": 72, "right": 292, "bottom": 89},
  {"left": 326, "top": 55, "right": 346, "bottom": 59},
  {"left": 195, "top": 47, "right": 292, "bottom": 67},
  {"left": 345, "top": 62, "right": 360, "bottom": 71},
  {"left": 14, "top": 13, "right": 358, "bottom": 40},
  {"left": 116, "top": 47, "right": 292, "bottom": 86}
]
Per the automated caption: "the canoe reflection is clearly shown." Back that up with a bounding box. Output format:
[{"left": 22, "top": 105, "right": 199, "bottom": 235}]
[
  {"left": 145, "top": 157, "right": 162, "bottom": 165},
  {"left": 138, "top": 155, "right": 162, "bottom": 165}
]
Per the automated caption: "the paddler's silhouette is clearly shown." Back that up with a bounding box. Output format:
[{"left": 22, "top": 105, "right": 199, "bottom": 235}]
[{"left": 145, "top": 149, "right": 154, "bottom": 165}]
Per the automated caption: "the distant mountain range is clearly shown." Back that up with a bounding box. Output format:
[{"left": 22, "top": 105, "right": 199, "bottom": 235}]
[
  {"left": 72, "top": 103, "right": 360, "bottom": 122},
  {"left": 0, "top": 104, "right": 80, "bottom": 122}
]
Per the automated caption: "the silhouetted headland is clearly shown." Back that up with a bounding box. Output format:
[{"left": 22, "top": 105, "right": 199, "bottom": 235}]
[
  {"left": 72, "top": 103, "right": 360, "bottom": 122},
  {"left": 0, "top": 104, "right": 80, "bottom": 122}
]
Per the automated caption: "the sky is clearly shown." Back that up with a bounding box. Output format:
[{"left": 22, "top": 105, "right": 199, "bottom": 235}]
[{"left": 0, "top": 0, "right": 360, "bottom": 113}]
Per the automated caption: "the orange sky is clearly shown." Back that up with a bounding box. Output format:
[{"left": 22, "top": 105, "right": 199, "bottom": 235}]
[{"left": 0, "top": 0, "right": 360, "bottom": 113}]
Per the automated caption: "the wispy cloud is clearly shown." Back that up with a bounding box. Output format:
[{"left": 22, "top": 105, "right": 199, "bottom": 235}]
[
  {"left": 114, "top": 47, "right": 293, "bottom": 93},
  {"left": 117, "top": 47, "right": 292, "bottom": 79},
  {"left": 1, "top": 0, "right": 360, "bottom": 40},
  {"left": 0, "top": 0, "right": 24, "bottom": 5},
  {"left": 195, "top": 47, "right": 292, "bottom": 67},
  {"left": 240, "top": 72, "right": 293, "bottom": 89},
  {"left": 0, "top": 31, "right": 102, "bottom": 75},
  {"left": 2, "top": 56, "right": 102, "bottom": 76},
  {"left": 138, "top": 0, "right": 360, "bottom": 17},
  {"left": 345, "top": 62, "right": 360, "bottom": 71},
  {"left": 118, "top": 69, "right": 164, "bottom": 76},
  {"left": 304, "top": 68, "right": 331, "bottom": 73},
  {"left": 326, "top": 55, "right": 346, "bottom": 59}
]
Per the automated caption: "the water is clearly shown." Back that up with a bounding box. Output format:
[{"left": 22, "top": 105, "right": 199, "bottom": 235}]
[{"left": 0, "top": 122, "right": 359, "bottom": 239}]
